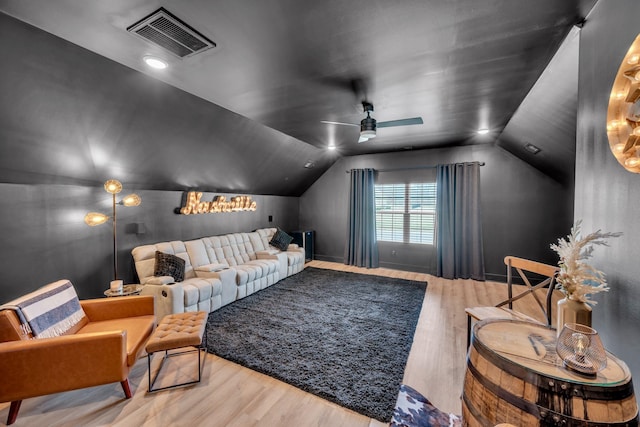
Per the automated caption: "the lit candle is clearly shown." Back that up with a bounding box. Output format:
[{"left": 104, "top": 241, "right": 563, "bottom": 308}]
[{"left": 110, "top": 280, "right": 123, "bottom": 292}]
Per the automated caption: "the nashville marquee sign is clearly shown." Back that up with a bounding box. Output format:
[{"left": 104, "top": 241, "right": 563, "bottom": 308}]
[{"left": 179, "top": 191, "right": 257, "bottom": 215}]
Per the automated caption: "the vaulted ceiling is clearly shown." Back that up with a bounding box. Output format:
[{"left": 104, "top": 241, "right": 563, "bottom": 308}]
[{"left": 0, "top": 0, "right": 597, "bottom": 195}]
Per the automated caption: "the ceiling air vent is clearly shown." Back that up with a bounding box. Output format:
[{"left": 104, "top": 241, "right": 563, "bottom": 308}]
[{"left": 127, "top": 7, "right": 216, "bottom": 58}]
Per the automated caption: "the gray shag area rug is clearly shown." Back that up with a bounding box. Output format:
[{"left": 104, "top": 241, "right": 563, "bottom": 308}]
[{"left": 204, "top": 267, "right": 427, "bottom": 422}]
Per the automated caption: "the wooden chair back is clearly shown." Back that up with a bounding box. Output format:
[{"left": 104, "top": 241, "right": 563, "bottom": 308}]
[{"left": 497, "top": 256, "right": 559, "bottom": 326}]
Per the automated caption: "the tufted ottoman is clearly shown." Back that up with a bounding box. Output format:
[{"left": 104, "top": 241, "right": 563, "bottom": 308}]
[{"left": 145, "top": 311, "right": 208, "bottom": 392}]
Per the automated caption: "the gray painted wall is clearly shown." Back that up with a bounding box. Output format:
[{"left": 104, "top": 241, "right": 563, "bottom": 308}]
[
  {"left": 299, "top": 144, "right": 573, "bottom": 280},
  {"left": 0, "top": 12, "right": 333, "bottom": 197},
  {"left": 497, "top": 27, "right": 580, "bottom": 187},
  {"left": 575, "top": 0, "right": 640, "bottom": 387},
  {"left": 0, "top": 183, "right": 298, "bottom": 301},
  {"left": 0, "top": 13, "right": 306, "bottom": 303}
]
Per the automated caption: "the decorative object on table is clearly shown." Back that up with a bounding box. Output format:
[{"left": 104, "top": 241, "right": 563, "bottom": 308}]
[
  {"left": 84, "top": 179, "right": 141, "bottom": 281},
  {"left": 556, "top": 322, "right": 607, "bottom": 376},
  {"left": 464, "top": 319, "right": 637, "bottom": 426},
  {"left": 550, "top": 220, "right": 621, "bottom": 333},
  {"left": 556, "top": 295, "right": 593, "bottom": 336},
  {"left": 103, "top": 284, "right": 144, "bottom": 297},
  {"left": 606, "top": 33, "right": 640, "bottom": 173},
  {"left": 110, "top": 279, "right": 123, "bottom": 293}
]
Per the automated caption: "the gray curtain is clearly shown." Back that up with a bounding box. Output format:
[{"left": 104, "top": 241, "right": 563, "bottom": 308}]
[
  {"left": 344, "top": 168, "right": 379, "bottom": 268},
  {"left": 436, "top": 162, "right": 485, "bottom": 280}
]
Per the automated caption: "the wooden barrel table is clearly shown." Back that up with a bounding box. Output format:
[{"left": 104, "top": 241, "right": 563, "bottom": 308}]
[{"left": 462, "top": 319, "right": 638, "bottom": 427}]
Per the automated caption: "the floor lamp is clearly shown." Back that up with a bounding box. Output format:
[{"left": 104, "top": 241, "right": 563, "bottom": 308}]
[{"left": 84, "top": 179, "right": 141, "bottom": 282}]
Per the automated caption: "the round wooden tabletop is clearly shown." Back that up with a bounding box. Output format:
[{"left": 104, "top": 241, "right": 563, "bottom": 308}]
[{"left": 473, "top": 319, "right": 631, "bottom": 387}]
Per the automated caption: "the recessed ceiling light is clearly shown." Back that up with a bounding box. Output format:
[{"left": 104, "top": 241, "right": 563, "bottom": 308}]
[
  {"left": 328, "top": 145, "right": 336, "bottom": 151},
  {"left": 477, "top": 128, "right": 489, "bottom": 135},
  {"left": 143, "top": 56, "right": 168, "bottom": 69}
]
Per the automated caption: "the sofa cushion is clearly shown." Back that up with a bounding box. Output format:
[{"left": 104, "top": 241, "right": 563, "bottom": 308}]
[
  {"left": 146, "top": 276, "right": 174, "bottom": 285},
  {"left": 257, "top": 249, "right": 279, "bottom": 256},
  {"left": 247, "top": 259, "right": 278, "bottom": 275},
  {"left": 195, "top": 262, "right": 229, "bottom": 272},
  {"left": 154, "top": 251, "right": 185, "bottom": 282},
  {"left": 269, "top": 228, "right": 293, "bottom": 251},
  {"left": 286, "top": 252, "right": 304, "bottom": 265},
  {"left": 255, "top": 228, "right": 276, "bottom": 249},
  {"left": 183, "top": 279, "right": 214, "bottom": 307}
]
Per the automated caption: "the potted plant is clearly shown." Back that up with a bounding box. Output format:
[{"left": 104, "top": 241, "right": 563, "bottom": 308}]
[{"left": 550, "top": 220, "right": 621, "bottom": 334}]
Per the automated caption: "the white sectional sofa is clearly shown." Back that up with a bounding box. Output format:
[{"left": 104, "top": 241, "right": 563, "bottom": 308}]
[
  {"left": 251, "top": 228, "right": 305, "bottom": 277},
  {"left": 132, "top": 228, "right": 305, "bottom": 320},
  {"left": 186, "top": 234, "right": 281, "bottom": 299},
  {"left": 131, "top": 240, "right": 236, "bottom": 321}
]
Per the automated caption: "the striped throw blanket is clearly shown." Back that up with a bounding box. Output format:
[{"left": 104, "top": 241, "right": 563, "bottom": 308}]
[{"left": 1, "top": 279, "right": 86, "bottom": 339}]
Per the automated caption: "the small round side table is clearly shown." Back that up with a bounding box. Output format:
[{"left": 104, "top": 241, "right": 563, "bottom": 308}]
[{"left": 104, "top": 284, "right": 144, "bottom": 297}]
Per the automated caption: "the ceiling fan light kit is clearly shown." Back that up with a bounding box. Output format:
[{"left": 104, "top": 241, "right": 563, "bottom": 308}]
[
  {"left": 358, "top": 133, "right": 375, "bottom": 143},
  {"left": 359, "top": 102, "right": 377, "bottom": 141},
  {"left": 323, "top": 101, "right": 423, "bottom": 144},
  {"left": 360, "top": 121, "right": 377, "bottom": 142}
]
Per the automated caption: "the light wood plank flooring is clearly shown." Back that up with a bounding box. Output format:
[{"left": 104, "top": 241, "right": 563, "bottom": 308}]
[{"left": 0, "top": 261, "right": 559, "bottom": 426}]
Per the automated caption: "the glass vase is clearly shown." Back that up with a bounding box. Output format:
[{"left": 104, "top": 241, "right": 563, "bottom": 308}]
[{"left": 556, "top": 297, "right": 592, "bottom": 336}]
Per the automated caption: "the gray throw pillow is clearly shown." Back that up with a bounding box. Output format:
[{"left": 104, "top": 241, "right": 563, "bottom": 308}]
[{"left": 269, "top": 228, "right": 293, "bottom": 251}]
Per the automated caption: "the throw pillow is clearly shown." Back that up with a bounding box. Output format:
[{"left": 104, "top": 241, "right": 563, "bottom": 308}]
[
  {"left": 269, "top": 228, "right": 293, "bottom": 251},
  {"left": 390, "top": 384, "right": 461, "bottom": 427},
  {"left": 154, "top": 251, "right": 185, "bottom": 282}
]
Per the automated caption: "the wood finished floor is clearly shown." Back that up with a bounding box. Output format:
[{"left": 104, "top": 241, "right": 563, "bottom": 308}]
[{"left": 0, "top": 261, "right": 560, "bottom": 426}]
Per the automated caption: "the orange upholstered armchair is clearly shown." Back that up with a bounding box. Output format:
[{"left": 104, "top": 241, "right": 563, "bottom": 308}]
[{"left": 0, "top": 283, "right": 155, "bottom": 425}]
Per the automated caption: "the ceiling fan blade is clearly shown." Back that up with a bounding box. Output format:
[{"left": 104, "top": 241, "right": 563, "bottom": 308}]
[
  {"left": 320, "top": 120, "right": 359, "bottom": 127},
  {"left": 377, "top": 117, "right": 424, "bottom": 128}
]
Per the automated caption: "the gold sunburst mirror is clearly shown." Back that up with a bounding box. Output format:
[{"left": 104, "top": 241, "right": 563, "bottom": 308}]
[{"left": 607, "top": 34, "right": 640, "bottom": 172}]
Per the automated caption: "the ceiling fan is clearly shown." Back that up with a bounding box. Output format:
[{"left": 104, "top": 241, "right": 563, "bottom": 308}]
[{"left": 321, "top": 101, "right": 423, "bottom": 143}]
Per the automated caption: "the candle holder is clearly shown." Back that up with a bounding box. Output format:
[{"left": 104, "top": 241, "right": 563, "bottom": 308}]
[{"left": 556, "top": 323, "right": 607, "bottom": 376}]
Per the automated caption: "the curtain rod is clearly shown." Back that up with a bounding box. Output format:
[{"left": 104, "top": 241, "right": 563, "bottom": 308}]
[{"left": 345, "top": 161, "right": 485, "bottom": 173}]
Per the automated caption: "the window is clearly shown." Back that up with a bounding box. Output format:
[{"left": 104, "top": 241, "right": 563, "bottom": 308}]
[{"left": 375, "top": 182, "right": 436, "bottom": 244}]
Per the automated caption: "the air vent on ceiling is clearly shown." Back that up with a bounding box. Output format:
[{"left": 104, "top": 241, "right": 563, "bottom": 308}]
[{"left": 127, "top": 7, "right": 216, "bottom": 58}]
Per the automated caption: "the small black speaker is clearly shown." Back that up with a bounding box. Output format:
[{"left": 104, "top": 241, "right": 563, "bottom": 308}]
[{"left": 290, "top": 230, "right": 314, "bottom": 262}]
